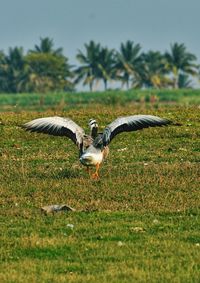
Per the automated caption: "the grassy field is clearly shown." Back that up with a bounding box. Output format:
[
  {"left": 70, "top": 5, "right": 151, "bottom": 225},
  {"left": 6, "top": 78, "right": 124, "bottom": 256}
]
[
  {"left": 0, "top": 89, "right": 200, "bottom": 112},
  {"left": 0, "top": 96, "right": 200, "bottom": 282}
]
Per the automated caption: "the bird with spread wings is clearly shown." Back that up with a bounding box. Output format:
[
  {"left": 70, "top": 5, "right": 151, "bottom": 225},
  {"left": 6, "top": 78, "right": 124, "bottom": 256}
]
[{"left": 23, "top": 115, "right": 172, "bottom": 179}]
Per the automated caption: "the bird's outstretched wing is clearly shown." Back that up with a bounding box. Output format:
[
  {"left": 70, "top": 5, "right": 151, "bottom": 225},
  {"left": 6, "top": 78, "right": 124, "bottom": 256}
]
[
  {"left": 23, "top": 117, "right": 85, "bottom": 147},
  {"left": 102, "top": 115, "right": 171, "bottom": 146}
]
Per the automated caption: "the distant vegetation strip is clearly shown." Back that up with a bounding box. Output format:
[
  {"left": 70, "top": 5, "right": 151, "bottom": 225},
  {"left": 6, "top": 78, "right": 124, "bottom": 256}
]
[
  {"left": 0, "top": 89, "right": 200, "bottom": 112},
  {"left": 0, "top": 37, "right": 199, "bottom": 93}
]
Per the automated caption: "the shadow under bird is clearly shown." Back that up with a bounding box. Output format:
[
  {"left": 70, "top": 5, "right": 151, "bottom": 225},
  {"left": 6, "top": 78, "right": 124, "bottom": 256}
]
[{"left": 23, "top": 115, "right": 172, "bottom": 179}]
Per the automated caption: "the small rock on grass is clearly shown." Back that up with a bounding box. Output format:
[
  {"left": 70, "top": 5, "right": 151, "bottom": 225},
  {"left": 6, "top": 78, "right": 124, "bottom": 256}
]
[
  {"left": 41, "top": 204, "right": 76, "bottom": 214},
  {"left": 117, "top": 241, "right": 125, "bottom": 247},
  {"left": 130, "top": 226, "right": 145, "bottom": 233}
]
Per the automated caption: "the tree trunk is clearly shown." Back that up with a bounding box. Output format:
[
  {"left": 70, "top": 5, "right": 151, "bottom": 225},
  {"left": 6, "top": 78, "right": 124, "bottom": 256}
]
[
  {"left": 104, "top": 79, "right": 107, "bottom": 91},
  {"left": 174, "top": 77, "right": 178, "bottom": 89},
  {"left": 126, "top": 74, "right": 130, "bottom": 89},
  {"left": 89, "top": 82, "right": 93, "bottom": 92},
  {"left": 126, "top": 80, "right": 129, "bottom": 90}
]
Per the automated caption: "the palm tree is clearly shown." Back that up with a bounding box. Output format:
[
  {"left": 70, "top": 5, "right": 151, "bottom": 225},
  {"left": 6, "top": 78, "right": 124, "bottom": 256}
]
[
  {"left": 97, "top": 47, "right": 116, "bottom": 90},
  {"left": 0, "top": 51, "right": 5, "bottom": 62},
  {"left": 75, "top": 41, "right": 102, "bottom": 91},
  {"left": 0, "top": 47, "right": 30, "bottom": 93},
  {"left": 165, "top": 43, "right": 198, "bottom": 88},
  {"left": 138, "top": 51, "right": 170, "bottom": 88},
  {"left": 30, "top": 37, "right": 63, "bottom": 56},
  {"left": 0, "top": 51, "right": 7, "bottom": 92},
  {"left": 178, "top": 73, "right": 193, "bottom": 89},
  {"left": 115, "top": 40, "right": 142, "bottom": 89}
]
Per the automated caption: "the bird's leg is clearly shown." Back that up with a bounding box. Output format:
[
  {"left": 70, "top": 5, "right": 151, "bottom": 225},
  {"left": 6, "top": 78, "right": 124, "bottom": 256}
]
[
  {"left": 91, "top": 163, "right": 100, "bottom": 179},
  {"left": 86, "top": 166, "right": 90, "bottom": 176}
]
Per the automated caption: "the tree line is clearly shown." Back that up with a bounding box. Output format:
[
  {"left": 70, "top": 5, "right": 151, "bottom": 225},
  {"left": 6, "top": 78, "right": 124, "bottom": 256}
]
[{"left": 0, "top": 37, "right": 199, "bottom": 93}]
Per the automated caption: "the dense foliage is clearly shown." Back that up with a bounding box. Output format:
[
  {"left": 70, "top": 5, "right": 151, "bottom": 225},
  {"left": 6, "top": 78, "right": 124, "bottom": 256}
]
[{"left": 0, "top": 37, "right": 199, "bottom": 93}]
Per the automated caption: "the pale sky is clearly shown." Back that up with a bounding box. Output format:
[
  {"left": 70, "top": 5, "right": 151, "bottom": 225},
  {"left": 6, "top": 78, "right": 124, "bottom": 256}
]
[{"left": 0, "top": 0, "right": 199, "bottom": 89}]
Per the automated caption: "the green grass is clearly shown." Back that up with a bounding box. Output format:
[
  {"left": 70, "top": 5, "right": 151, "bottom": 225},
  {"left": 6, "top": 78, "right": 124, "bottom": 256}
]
[
  {"left": 0, "top": 89, "right": 200, "bottom": 112},
  {"left": 0, "top": 103, "right": 200, "bottom": 282}
]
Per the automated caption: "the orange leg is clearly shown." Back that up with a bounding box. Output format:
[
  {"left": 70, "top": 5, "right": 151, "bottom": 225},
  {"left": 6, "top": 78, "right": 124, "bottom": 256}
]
[{"left": 91, "top": 163, "right": 100, "bottom": 179}]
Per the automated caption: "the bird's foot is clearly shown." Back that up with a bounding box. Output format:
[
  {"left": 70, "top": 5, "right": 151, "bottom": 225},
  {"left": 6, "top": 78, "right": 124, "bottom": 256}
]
[{"left": 91, "top": 172, "right": 99, "bottom": 180}]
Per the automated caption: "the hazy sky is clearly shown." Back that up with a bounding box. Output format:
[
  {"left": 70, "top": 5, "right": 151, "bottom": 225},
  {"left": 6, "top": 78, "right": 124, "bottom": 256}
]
[
  {"left": 0, "top": 0, "right": 200, "bottom": 58},
  {"left": 0, "top": 0, "right": 199, "bottom": 89}
]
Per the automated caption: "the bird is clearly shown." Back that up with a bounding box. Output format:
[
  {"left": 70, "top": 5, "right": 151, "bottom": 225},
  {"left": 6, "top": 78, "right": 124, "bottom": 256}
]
[{"left": 23, "top": 115, "right": 172, "bottom": 179}]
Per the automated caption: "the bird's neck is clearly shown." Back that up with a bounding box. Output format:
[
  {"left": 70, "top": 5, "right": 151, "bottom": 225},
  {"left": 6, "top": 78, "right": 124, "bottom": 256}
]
[{"left": 90, "top": 126, "right": 98, "bottom": 139}]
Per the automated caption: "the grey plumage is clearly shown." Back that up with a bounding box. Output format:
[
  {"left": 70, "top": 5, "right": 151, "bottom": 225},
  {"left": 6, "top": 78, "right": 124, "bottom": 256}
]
[
  {"left": 23, "top": 117, "right": 85, "bottom": 147},
  {"left": 102, "top": 115, "right": 171, "bottom": 146}
]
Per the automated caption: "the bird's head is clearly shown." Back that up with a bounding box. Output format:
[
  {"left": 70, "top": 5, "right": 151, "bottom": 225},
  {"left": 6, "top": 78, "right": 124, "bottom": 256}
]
[{"left": 88, "top": 119, "right": 98, "bottom": 138}]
